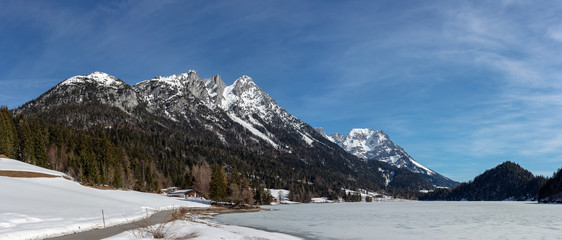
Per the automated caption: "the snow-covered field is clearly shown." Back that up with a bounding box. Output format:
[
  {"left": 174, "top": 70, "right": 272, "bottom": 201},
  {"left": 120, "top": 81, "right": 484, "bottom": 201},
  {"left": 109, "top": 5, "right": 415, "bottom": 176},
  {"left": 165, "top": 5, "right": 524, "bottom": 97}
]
[
  {"left": 216, "top": 201, "right": 562, "bottom": 240},
  {"left": 0, "top": 158, "right": 211, "bottom": 239},
  {"left": 0, "top": 158, "right": 302, "bottom": 240}
]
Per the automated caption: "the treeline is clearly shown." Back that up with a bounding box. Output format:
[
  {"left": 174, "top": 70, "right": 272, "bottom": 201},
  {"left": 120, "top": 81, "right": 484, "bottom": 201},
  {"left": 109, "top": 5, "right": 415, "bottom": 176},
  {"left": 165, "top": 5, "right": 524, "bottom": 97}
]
[
  {"left": 538, "top": 168, "right": 562, "bottom": 203},
  {"left": 0, "top": 106, "right": 47, "bottom": 167},
  {"left": 1, "top": 106, "right": 141, "bottom": 188}
]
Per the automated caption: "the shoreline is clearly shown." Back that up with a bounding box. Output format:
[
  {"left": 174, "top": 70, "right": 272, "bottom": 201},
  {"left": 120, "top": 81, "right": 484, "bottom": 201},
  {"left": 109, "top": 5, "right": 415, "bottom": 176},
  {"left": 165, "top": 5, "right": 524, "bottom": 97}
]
[
  {"left": 184, "top": 206, "right": 307, "bottom": 240},
  {"left": 184, "top": 205, "right": 269, "bottom": 214},
  {"left": 104, "top": 205, "right": 303, "bottom": 240},
  {"left": 207, "top": 206, "right": 310, "bottom": 240},
  {"left": 43, "top": 206, "right": 295, "bottom": 240}
]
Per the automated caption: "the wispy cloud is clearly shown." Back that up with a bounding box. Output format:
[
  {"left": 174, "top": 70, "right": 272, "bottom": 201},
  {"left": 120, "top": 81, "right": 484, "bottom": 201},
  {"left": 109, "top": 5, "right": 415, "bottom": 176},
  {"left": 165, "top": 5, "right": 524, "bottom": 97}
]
[{"left": 295, "top": 1, "right": 562, "bottom": 181}]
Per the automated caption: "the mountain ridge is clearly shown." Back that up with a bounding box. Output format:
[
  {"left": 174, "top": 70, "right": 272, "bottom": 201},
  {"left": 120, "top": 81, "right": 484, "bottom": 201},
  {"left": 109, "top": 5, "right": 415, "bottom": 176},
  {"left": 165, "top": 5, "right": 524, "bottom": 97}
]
[{"left": 10, "top": 70, "right": 442, "bottom": 199}]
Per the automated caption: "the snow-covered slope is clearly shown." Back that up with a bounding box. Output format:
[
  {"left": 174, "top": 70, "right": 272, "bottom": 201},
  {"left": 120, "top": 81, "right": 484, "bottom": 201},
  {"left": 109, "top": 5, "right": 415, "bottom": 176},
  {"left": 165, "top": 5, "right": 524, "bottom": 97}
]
[
  {"left": 318, "top": 128, "right": 457, "bottom": 187},
  {"left": 218, "top": 75, "right": 317, "bottom": 148},
  {"left": 0, "top": 158, "right": 209, "bottom": 239}
]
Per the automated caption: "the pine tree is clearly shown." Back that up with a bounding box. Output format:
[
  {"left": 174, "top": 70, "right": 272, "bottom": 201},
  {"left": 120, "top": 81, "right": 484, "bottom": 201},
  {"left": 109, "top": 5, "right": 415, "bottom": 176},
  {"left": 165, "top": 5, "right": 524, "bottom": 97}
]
[
  {"left": 209, "top": 163, "right": 227, "bottom": 201},
  {"left": 0, "top": 107, "right": 17, "bottom": 158},
  {"left": 16, "top": 118, "right": 35, "bottom": 164}
]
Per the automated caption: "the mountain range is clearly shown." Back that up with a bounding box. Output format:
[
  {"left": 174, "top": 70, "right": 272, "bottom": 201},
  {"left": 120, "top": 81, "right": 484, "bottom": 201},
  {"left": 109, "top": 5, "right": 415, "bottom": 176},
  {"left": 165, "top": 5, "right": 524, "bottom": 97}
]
[{"left": 9, "top": 70, "right": 456, "bottom": 198}]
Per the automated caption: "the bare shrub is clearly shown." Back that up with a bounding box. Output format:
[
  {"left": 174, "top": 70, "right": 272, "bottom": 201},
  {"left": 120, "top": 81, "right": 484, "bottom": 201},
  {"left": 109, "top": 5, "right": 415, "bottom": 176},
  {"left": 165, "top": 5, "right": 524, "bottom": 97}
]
[
  {"left": 192, "top": 162, "right": 211, "bottom": 198},
  {"left": 133, "top": 210, "right": 176, "bottom": 239},
  {"left": 171, "top": 207, "right": 190, "bottom": 221}
]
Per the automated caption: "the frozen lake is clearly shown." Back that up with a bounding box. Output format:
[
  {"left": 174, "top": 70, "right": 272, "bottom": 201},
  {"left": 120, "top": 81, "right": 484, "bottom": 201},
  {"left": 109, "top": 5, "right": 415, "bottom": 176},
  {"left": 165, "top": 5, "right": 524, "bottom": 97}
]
[{"left": 215, "top": 201, "right": 562, "bottom": 240}]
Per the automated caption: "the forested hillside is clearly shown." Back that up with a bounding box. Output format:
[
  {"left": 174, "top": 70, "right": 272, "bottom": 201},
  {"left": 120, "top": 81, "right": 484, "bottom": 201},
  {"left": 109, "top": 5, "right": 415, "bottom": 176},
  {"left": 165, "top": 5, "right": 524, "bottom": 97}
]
[
  {"left": 2, "top": 105, "right": 405, "bottom": 202},
  {"left": 420, "top": 161, "right": 545, "bottom": 201}
]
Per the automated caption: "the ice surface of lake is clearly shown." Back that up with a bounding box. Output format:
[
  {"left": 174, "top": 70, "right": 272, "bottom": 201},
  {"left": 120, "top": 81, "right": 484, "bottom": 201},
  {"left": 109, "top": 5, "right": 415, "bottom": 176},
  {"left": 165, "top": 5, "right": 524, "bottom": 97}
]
[{"left": 215, "top": 201, "right": 562, "bottom": 240}]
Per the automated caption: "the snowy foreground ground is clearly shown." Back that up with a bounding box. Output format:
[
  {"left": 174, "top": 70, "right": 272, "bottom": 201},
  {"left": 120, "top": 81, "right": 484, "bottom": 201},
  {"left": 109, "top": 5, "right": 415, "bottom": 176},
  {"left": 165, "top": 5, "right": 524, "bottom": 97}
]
[
  {"left": 106, "top": 216, "right": 300, "bottom": 240},
  {"left": 0, "top": 158, "right": 300, "bottom": 240}
]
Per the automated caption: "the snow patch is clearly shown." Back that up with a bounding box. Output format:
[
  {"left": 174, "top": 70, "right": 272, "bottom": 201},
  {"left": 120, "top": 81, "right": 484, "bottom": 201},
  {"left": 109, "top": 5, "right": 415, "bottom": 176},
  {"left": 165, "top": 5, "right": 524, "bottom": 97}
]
[
  {"left": 300, "top": 132, "right": 314, "bottom": 146},
  {"left": 229, "top": 114, "right": 279, "bottom": 148},
  {"left": 60, "top": 72, "right": 123, "bottom": 88}
]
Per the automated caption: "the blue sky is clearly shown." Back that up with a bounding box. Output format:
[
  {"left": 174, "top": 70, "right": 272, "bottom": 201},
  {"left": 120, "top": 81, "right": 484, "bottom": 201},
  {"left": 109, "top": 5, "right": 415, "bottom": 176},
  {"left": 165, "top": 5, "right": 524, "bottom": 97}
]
[{"left": 2, "top": 0, "right": 562, "bottom": 182}]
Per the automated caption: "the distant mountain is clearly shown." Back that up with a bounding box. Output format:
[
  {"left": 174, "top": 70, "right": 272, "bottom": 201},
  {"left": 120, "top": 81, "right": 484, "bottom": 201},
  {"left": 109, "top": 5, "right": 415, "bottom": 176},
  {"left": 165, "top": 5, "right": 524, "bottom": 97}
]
[
  {"left": 315, "top": 128, "right": 458, "bottom": 188},
  {"left": 421, "top": 161, "right": 546, "bottom": 201},
  {"left": 538, "top": 168, "right": 562, "bottom": 203},
  {"left": 10, "top": 70, "right": 437, "bottom": 199}
]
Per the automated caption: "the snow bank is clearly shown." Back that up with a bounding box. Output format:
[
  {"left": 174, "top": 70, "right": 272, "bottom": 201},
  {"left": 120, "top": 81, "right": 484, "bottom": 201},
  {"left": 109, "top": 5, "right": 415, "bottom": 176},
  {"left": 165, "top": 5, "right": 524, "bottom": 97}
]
[
  {"left": 310, "top": 197, "right": 334, "bottom": 203},
  {"left": 0, "top": 158, "right": 209, "bottom": 240}
]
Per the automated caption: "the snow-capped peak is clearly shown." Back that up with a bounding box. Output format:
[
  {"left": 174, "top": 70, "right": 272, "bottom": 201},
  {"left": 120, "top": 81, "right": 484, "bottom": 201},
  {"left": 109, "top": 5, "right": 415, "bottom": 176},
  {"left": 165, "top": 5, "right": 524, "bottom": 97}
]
[
  {"left": 339, "top": 128, "right": 380, "bottom": 159},
  {"left": 221, "top": 75, "right": 268, "bottom": 114},
  {"left": 333, "top": 128, "right": 438, "bottom": 178},
  {"left": 235, "top": 75, "right": 254, "bottom": 85},
  {"left": 60, "top": 72, "right": 124, "bottom": 88}
]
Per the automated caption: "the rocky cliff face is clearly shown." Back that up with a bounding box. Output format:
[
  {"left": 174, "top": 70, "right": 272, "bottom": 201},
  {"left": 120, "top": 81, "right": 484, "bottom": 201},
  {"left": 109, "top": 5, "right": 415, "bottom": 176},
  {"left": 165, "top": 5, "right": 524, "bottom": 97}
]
[{"left": 132, "top": 71, "right": 330, "bottom": 151}]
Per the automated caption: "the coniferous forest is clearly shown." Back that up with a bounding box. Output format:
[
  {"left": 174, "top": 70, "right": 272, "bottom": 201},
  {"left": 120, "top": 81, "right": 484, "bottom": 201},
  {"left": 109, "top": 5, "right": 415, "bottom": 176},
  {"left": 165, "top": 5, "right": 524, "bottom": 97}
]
[{"left": 538, "top": 168, "right": 562, "bottom": 203}]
